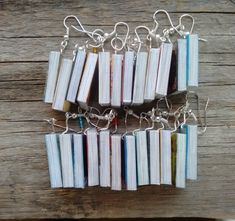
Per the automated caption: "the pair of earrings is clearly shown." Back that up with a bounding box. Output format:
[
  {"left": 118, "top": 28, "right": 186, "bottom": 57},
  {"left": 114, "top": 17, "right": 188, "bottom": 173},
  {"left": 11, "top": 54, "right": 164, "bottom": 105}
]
[{"left": 44, "top": 10, "right": 205, "bottom": 112}]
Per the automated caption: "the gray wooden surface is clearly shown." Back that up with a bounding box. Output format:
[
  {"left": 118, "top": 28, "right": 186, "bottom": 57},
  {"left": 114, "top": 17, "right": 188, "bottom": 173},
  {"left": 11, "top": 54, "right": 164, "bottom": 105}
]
[{"left": 0, "top": 0, "right": 235, "bottom": 219}]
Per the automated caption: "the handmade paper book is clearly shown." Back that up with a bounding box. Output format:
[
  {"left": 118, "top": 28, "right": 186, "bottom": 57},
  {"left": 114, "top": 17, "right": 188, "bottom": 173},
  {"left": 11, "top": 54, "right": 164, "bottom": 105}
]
[
  {"left": 86, "top": 128, "right": 99, "bottom": 186},
  {"left": 124, "top": 135, "right": 137, "bottom": 191},
  {"left": 44, "top": 51, "right": 61, "bottom": 103},
  {"left": 67, "top": 50, "right": 86, "bottom": 103},
  {"left": 99, "top": 130, "right": 111, "bottom": 187},
  {"left": 59, "top": 134, "right": 74, "bottom": 188},
  {"left": 45, "top": 134, "right": 63, "bottom": 188},
  {"left": 52, "top": 58, "right": 73, "bottom": 112}
]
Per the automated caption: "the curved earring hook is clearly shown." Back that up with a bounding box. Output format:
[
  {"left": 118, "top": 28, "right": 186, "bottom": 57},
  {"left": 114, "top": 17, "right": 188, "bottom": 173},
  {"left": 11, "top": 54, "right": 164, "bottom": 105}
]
[
  {"left": 65, "top": 15, "right": 104, "bottom": 48},
  {"left": 153, "top": 9, "right": 175, "bottom": 31},
  {"left": 62, "top": 112, "right": 72, "bottom": 135},
  {"left": 134, "top": 25, "right": 151, "bottom": 52},
  {"left": 179, "top": 14, "right": 195, "bottom": 34},
  {"left": 198, "top": 97, "right": 209, "bottom": 134},
  {"left": 64, "top": 15, "right": 90, "bottom": 37},
  {"left": 174, "top": 14, "right": 195, "bottom": 37},
  {"left": 110, "top": 22, "right": 130, "bottom": 52},
  {"left": 152, "top": 9, "right": 177, "bottom": 43}
]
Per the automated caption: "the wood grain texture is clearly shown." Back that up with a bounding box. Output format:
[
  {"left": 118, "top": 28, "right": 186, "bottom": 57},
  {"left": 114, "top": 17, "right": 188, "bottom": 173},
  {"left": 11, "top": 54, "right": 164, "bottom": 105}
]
[{"left": 0, "top": 0, "right": 235, "bottom": 219}]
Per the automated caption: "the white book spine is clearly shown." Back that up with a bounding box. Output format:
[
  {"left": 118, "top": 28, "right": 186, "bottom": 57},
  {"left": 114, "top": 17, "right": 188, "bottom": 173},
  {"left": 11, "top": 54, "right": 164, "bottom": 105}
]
[
  {"left": 135, "top": 130, "right": 149, "bottom": 185},
  {"left": 155, "top": 43, "right": 173, "bottom": 97},
  {"left": 111, "top": 54, "right": 123, "bottom": 107},
  {"left": 187, "top": 34, "right": 199, "bottom": 87},
  {"left": 160, "top": 130, "right": 172, "bottom": 185},
  {"left": 124, "top": 135, "right": 137, "bottom": 191},
  {"left": 77, "top": 52, "right": 98, "bottom": 108},
  {"left": 59, "top": 134, "right": 74, "bottom": 188},
  {"left": 86, "top": 128, "right": 99, "bottom": 186},
  {"left": 111, "top": 134, "right": 122, "bottom": 191},
  {"left": 186, "top": 124, "right": 198, "bottom": 180},
  {"left": 149, "top": 130, "right": 160, "bottom": 185},
  {"left": 132, "top": 52, "right": 148, "bottom": 105},
  {"left": 67, "top": 51, "right": 86, "bottom": 103},
  {"left": 99, "top": 52, "right": 111, "bottom": 106},
  {"left": 73, "top": 134, "right": 85, "bottom": 188},
  {"left": 177, "top": 39, "right": 187, "bottom": 91},
  {"left": 99, "top": 130, "right": 111, "bottom": 187},
  {"left": 52, "top": 58, "right": 73, "bottom": 112},
  {"left": 122, "top": 51, "right": 135, "bottom": 105},
  {"left": 44, "top": 51, "right": 61, "bottom": 103},
  {"left": 144, "top": 48, "right": 160, "bottom": 101},
  {"left": 176, "top": 133, "right": 186, "bottom": 188},
  {"left": 45, "top": 134, "right": 63, "bottom": 188}
]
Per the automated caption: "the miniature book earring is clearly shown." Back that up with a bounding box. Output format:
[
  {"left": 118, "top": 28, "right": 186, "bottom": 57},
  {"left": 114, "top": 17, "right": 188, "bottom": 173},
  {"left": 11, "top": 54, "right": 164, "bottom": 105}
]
[
  {"left": 44, "top": 17, "right": 71, "bottom": 104},
  {"left": 45, "top": 119, "right": 63, "bottom": 188},
  {"left": 132, "top": 26, "right": 148, "bottom": 105},
  {"left": 109, "top": 22, "right": 129, "bottom": 107}
]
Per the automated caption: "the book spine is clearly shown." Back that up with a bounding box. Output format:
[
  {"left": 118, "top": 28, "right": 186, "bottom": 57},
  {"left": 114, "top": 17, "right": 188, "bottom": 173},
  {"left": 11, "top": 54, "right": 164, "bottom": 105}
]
[
  {"left": 176, "top": 133, "right": 186, "bottom": 188},
  {"left": 149, "top": 130, "right": 160, "bottom": 185},
  {"left": 86, "top": 128, "right": 99, "bottom": 186},
  {"left": 111, "top": 134, "right": 122, "bottom": 190},
  {"left": 155, "top": 43, "right": 173, "bottom": 97},
  {"left": 177, "top": 39, "right": 187, "bottom": 91},
  {"left": 99, "top": 130, "right": 111, "bottom": 187},
  {"left": 124, "top": 135, "right": 137, "bottom": 191},
  {"left": 77, "top": 52, "right": 98, "bottom": 107},
  {"left": 45, "top": 134, "right": 63, "bottom": 188},
  {"left": 59, "top": 134, "right": 74, "bottom": 188},
  {"left": 160, "top": 130, "right": 172, "bottom": 185},
  {"left": 73, "top": 134, "right": 85, "bottom": 188},
  {"left": 52, "top": 58, "right": 73, "bottom": 112},
  {"left": 135, "top": 130, "right": 149, "bottom": 185},
  {"left": 98, "top": 52, "right": 111, "bottom": 106},
  {"left": 187, "top": 34, "right": 199, "bottom": 88},
  {"left": 132, "top": 52, "right": 148, "bottom": 105},
  {"left": 144, "top": 48, "right": 160, "bottom": 101},
  {"left": 44, "top": 51, "right": 61, "bottom": 103},
  {"left": 122, "top": 51, "right": 135, "bottom": 105},
  {"left": 111, "top": 54, "right": 123, "bottom": 107},
  {"left": 186, "top": 124, "right": 198, "bottom": 180},
  {"left": 67, "top": 50, "right": 86, "bottom": 103}
]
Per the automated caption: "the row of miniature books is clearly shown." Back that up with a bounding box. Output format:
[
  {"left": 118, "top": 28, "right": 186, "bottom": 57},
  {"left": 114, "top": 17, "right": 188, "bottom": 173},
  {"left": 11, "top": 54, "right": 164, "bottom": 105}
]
[
  {"left": 44, "top": 34, "right": 199, "bottom": 111},
  {"left": 45, "top": 125, "right": 198, "bottom": 191}
]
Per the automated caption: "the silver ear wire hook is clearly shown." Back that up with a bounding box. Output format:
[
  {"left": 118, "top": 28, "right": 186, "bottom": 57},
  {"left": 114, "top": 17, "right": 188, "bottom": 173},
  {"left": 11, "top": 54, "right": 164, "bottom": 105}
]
[
  {"left": 156, "top": 97, "right": 172, "bottom": 117},
  {"left": 198, "top": 97, "right": 209, "bottom": 134},
  {"left": 44, "top": 118, "right": 56, "bottom": 133},
  {"left": 149, "top": 20, "right": 159, "bottom": 39},
  {"left": 176, "top": 14, "right": 195, "bottom": 36},
  {"left": 153, "top": 9, "right": 175, "bottom": 30},
  {"left": 67, "top": 15, "right": 104, "bottom": 48},
  {"left": 122, "top": 107, "right": 140, "bottom": 138},
  {"left": 60, "top": 15, "right": 74, "bottom": 53},
  {"left": 138, "top": 112, "right": 150, "bottom": 130},
  {"left": 65, "top": 15, "right": 91, "bottom": 38},
  {"left": 174, "top": 14, "right": 207, "bottom": 42},
  {"left": 152, "top": 9, "right": 175, "bottom": 42},
  {"left": 62, "top": 112, "right": 71, "bottom": 134},
  {"left": 134, "top": 25, "right": 151, "bottom": 52},
  {"left": 110, "top": 22, "right": 130, "bottom": 52},
  {"left": 44, "top": 117, "right": 78, "bottom": 133}
]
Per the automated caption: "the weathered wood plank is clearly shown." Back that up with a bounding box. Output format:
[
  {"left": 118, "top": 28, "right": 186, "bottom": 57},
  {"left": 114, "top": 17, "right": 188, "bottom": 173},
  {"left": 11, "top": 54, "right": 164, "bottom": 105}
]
[
  {"left": 1, "top": 36, "right": 234, "bottom": 62},
  {"left": 0, "top": 13, "right": 235, "bottom": 38},
  {"left": 0, "top": 60, "right": 235, "bottom": 82}
]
